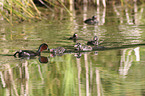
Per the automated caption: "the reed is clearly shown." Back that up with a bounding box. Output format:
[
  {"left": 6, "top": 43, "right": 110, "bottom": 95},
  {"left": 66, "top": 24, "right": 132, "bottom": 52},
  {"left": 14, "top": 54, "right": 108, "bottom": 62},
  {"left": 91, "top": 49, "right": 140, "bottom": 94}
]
[
  {"left": 0, "top": 0, "right": 41, "bottom": 25},
  {"left": 0, "top": 0, "right": 145, "bottom": 24}
]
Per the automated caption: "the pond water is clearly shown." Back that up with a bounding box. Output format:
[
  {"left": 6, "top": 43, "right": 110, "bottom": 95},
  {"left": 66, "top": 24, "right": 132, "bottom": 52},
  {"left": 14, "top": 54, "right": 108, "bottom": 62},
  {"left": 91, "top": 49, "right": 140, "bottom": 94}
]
[{"left": 1, "top": 4, "right": 145, "bottom": 96}]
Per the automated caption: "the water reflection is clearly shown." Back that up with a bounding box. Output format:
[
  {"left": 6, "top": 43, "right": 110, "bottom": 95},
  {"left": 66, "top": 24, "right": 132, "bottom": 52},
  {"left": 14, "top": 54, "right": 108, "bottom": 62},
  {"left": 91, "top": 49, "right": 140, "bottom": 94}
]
[
  {"left": 0, "top": 45, "right": 145, "bottom": 95},
  {"left": 119, "top": 47, "right": 140, "bottom": 78},
  {"left": 39, "top": 56, "right": 49, "bottom": 63}
]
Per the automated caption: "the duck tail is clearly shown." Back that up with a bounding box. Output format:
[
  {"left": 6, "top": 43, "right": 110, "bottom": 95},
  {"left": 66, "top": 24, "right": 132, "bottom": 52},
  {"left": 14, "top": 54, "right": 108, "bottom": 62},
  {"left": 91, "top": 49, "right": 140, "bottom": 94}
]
[{"left": 13, "top": 51, "right": 19, "bottom": 57}]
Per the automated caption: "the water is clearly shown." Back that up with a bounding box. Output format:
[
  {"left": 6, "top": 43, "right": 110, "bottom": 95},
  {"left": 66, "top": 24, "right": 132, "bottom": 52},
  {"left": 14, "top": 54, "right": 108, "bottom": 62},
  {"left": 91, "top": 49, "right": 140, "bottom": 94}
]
[{"left": 1, "top": 4, "right": 145, "bottom": 96}]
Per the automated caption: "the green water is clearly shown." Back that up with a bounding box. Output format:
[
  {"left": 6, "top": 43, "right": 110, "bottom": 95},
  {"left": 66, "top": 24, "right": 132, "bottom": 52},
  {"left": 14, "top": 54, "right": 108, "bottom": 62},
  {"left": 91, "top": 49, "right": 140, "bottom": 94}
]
[{"left": 1, "top": 5, "right": 145, "bottom": 96}]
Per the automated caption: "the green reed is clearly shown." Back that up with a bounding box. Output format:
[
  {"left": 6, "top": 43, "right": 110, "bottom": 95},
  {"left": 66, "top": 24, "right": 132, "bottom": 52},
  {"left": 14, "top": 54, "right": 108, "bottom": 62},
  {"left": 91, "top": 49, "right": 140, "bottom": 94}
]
[
  {"left": 0, "top": 0, "right": 72, "bottom": 24},
  {"left": 0, "top": 0, "right": 145, "bottom": 24},
  {"left": 0, "top": 0, "right": 41, "bottom": 24}
]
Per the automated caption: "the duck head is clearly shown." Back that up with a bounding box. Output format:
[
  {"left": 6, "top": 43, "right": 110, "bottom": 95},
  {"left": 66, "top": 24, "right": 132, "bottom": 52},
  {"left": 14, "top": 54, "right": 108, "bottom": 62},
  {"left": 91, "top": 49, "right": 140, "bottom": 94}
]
[
  {"left": 93, "top": 36, "right": 99, "bottom": 45},
  {"left": 92, "top": 16, "right": 97, "bottom": 20},
  {"left": 73, "top": 33, "right": 78, "bottom": 38},
  {"left": 37, "top": 43, "right": 49, "bottom": 53},
  {"left": 93, "top": 36, "right": 99, "bottom": 41}
]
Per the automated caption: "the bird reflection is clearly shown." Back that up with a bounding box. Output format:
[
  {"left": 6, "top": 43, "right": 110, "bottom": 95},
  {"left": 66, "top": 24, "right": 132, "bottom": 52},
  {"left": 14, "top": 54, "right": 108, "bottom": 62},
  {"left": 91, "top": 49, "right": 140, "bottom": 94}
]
[
  {"left": 74, "top": 52, "right": 82, "bottom": 58},
  {"left": 50, "top": 53, "right": 64, "bottom": 57},
  {"left": 94, "top": 51, "right": 98, "bottom": 55},
  {"left": 74, "top": 51, "right": 98, "bottom": 58},
  {"left": 39, "top": 56, "right": 49, "bottom": 63}
]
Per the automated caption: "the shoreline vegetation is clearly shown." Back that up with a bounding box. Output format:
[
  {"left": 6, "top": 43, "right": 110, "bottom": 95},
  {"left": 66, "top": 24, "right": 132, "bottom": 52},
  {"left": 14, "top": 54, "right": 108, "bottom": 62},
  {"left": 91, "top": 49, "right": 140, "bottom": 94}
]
[{"left": 0, "top": 0, "right": 144, "bottom": 25}]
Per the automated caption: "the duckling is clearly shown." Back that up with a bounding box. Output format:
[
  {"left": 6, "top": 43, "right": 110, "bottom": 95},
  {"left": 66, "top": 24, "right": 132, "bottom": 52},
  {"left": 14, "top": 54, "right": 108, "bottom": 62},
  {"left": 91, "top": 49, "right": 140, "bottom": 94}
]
[
  {"left": 87, "top": 36, "right": 99, "bottom": 46},
  {"left": 69, "top": 33, "right": 78, "bottom": 40},
  {"left": 74, "top": 43, "right": 92, "bottom": 51},
  {"left": 69, "top": 33, "right": 78, "bottom": 42},
  {"left": 49, "top": 47, "right": 65, "bottom": 54}
]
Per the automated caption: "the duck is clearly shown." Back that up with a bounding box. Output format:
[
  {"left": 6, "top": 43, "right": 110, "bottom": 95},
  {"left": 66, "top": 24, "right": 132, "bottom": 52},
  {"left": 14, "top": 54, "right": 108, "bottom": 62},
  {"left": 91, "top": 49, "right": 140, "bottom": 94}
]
[
  {"left": 84, "top": 16, "right": 98, "bottom": 25},
  {"left": 49, "top": 47, "right": 66, "bottom": 54},
  {"left": 87, "top": 36, "right": 99, "bottom": 46},
  {"left": 74, "top": 43, "right": 92, "bottom": 51},
  {"left": 69, "top": 33, "right": 78, "bottom": 42},
  {"left": 69, "top": 33, "right": 78, "bottom": 40},
  {"left": 14, "top": 43, "right": 48, "bottom": 58}
]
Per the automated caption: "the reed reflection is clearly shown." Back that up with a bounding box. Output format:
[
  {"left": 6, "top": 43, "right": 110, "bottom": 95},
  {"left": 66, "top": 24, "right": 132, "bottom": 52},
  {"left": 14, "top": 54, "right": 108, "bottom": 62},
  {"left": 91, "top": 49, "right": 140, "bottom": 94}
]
[
  {"left": 113, "top": 0, "right": 144, "bottom": 25},
  {"left": 0, "top": 44, "right": 144, "bottom": 96},
  {"left": 119, "top": 47, "right": 140, "bottom": 78},
  {"left": 0, "top": 60, "right": 30, "bottom": 96}
]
